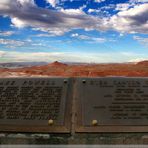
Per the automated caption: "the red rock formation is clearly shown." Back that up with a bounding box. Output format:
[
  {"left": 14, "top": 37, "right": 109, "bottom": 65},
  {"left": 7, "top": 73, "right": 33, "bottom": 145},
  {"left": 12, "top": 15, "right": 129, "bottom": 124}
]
[
  {"left": 1, "top": 61, "right": 148, "bottom": 77},
  {"left": 136, "top": 60, "right": 148, "bottom": 66},
  {"left": 48, "top": 61, "right": 67, "bottom": 67}
]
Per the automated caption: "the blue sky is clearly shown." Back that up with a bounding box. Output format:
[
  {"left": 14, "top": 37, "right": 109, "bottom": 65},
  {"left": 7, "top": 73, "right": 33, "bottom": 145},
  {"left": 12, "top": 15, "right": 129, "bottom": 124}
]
[{"left": 0, "top": 0, "right": 147, "bottom": 63}]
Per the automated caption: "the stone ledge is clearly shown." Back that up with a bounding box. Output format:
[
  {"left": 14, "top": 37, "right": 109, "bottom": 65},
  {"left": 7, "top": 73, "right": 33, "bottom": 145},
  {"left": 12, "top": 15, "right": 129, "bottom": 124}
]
[{"left": 1, "top": 133, "right": 148, "bottom": 144}]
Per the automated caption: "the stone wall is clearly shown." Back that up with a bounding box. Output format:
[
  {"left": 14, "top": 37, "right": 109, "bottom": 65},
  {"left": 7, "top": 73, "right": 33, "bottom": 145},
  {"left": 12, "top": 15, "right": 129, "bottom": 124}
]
[{"left": 1, "top": 133, "right": 148, "bottom": 144}]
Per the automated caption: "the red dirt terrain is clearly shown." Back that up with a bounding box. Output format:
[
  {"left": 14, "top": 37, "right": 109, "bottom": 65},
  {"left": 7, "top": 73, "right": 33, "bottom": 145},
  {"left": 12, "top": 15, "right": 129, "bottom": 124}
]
[{"left": 1, "top": 61, "right": 148, "bottom": 77}]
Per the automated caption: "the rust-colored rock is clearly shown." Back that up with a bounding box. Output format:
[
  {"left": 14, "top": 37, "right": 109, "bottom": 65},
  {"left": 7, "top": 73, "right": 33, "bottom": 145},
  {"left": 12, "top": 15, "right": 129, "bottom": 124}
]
[
  {"left": 136, "top": 60, "right": 148, "bottom": 66},
  {"left": 1, "top": 61, "right": 148, "bottom": 77}
]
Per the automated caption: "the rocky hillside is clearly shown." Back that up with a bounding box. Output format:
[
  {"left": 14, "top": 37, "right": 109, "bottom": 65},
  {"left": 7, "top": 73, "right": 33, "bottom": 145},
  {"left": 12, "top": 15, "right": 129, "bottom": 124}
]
[{"left": 0, "top": 61, "right": 148, "bottom": 77}]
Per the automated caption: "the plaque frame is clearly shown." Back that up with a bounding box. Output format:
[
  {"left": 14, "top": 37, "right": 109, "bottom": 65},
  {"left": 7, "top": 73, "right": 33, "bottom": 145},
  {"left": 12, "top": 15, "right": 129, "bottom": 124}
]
[
  {"left": 0, "top": 77, "right": 73, "bottom": 133},
  {"left": 75, "top": 77, "right": 148, "bottom": 133}
]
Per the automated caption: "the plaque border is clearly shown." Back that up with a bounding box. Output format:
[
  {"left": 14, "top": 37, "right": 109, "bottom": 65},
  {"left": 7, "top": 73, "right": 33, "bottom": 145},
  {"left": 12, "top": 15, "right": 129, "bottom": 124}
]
[
  {"left": 75, "top": 77, "right": 148, "bottom": 133},
  {"left": 0, "top": 77, "right": 72, "bottom": 133}
]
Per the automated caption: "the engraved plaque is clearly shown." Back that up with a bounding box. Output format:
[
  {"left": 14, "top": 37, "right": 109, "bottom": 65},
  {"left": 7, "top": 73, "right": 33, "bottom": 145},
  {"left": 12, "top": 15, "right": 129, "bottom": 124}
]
[
  {"left": 0, "top": 78, "right": 72, "bottom": 133},
  {"left": 76, "top": 77, "right": 148, "bottom": 132}
]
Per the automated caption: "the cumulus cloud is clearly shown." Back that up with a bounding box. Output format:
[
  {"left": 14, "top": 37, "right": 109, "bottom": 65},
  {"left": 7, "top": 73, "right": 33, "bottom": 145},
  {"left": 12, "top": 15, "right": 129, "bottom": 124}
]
[
  {"left": 0, "top": 0, "right": 107, "bottom": 36},
  {"left": 0, "top": 0, "right": 147, "bottom": 36},
  {"left": 108, "top": 3, "right": 148, "bottom": 34},
  {"left": 46, "top": 0, "right": 59, "bottom": 7}
]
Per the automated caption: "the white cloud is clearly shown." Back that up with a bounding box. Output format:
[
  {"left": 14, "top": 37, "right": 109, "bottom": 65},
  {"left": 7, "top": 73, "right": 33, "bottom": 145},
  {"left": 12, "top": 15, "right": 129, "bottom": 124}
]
[
  {"left": 71, "top": 33, "right": 79, "bottom": 37},
  {"left": 71, "top": 33, "right": 106, "bottom": 43},
  {"left": 133, "top": 36, "right": 148, "bottom": 46},
  {"left": 94, "top": 0, "right": 106, "bottom": 3},
  {"left": 88, "top": 9, "right": 101, "bottom": 13},
  {"left": 108, "top": 3, "right": 148, "bottom": 34},
  {"left": 115, "top": 0, "right": 148, "bottom": 12},
  {"left": 0, "top": 38, "right": 25, "bottom": 47},
  {"left": 0, "top": 0, "right": 147, "bottom": 36},
  {"left": 60, "top": 8, "right": 85, "bottom": 15},
  {"left": 0, "top": 38, "right": 47, "bottom": 48},
  {"left": 11, "top": 17, "right": 27, "bottom": 28},
  {"left": 119, "top": 33, "right": 124, "bottom": 37},
  {"left": 130, "top": 0, "right": 148, "bottom": 3},
  {"left": 0, "top": 0, "right": 107, "bottom": 36},
  {"left": 0, "top": 31, "right": 15, "bottom": 36},
  {"left": 46, "top": 0, "right": 59, "bottom": 7},
  {"left": 17, "top": 0, "right": 35, "bottom": 6},
  {"left": 115, "top": 3, "right": 131, "bottom": 11}
]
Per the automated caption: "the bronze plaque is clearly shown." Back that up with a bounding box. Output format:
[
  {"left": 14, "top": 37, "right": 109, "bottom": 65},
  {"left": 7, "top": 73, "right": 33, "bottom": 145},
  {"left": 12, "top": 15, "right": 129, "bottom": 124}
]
[
  {"left": 0, "top": 78, "right": 72, "bottom": 133},
  {"left": 76, "top": 77, "right": 148, "bottom": 132}
]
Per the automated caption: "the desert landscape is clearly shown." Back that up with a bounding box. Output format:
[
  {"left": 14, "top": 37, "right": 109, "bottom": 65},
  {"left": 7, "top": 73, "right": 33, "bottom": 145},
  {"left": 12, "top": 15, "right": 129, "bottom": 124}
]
[{"left": 0, "top": 61, "right": 148, "bottom": 77}]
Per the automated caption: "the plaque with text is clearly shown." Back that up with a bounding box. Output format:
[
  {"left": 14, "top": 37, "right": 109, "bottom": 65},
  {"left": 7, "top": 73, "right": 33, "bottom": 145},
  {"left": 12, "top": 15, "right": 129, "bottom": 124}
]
[
  {"left": 75, "top": 77, "right": 148, "bottom": 132},
  {"left": 0, "top": 78, "right": 72, "bottom": 133}
]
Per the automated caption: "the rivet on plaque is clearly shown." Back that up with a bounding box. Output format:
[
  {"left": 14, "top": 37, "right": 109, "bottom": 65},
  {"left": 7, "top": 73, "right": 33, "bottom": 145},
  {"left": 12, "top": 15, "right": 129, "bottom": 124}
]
[
  {"left": 48, "top": 119, "right": 54, "bottom": 126},
  {"left": 92, "top": 120, "right": 98, "bottom": 126},
  {"left": 64, "top": 79, "right": 68, "bottom": 84}
]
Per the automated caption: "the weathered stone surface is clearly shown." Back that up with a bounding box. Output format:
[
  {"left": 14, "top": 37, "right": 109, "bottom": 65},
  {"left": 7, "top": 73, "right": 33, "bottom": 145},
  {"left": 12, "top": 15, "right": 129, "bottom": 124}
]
[{"left": 1, "top": 133, "right": 148, "bottom": 144}]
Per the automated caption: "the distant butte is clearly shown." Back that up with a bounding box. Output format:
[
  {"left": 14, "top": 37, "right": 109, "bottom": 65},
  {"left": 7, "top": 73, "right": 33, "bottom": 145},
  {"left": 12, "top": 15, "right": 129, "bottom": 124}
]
[
  {"left": 48, "top": 61, "right": 68, "bottom": 67},
  {"left": 136, "top": 60, "right": 148, "bottom": 66}
]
